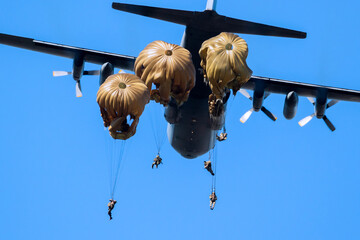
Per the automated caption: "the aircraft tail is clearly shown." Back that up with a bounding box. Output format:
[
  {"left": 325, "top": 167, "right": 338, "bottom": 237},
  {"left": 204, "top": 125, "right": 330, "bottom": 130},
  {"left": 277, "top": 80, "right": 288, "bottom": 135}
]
[
  {"left": 112, "top": 2, "right": 193, "bottom": 26},
  {"left": 112, "top": 2, "right": 306, "bottom": 39}
]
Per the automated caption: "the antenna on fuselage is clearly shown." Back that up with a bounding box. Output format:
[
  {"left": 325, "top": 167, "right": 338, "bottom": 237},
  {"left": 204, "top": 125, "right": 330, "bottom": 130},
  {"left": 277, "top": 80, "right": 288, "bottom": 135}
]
[{"left": 206, "top": 0, "right": 217, "bottom": 11}]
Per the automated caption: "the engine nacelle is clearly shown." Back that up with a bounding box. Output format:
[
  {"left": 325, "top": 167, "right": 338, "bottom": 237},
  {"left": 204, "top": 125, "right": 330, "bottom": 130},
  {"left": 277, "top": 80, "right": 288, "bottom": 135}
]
[
  {"left": 315, "top": 89, "right": 328, "bottom": 118},
  {"left": 283, "top": 91, "right": 298, "bottom": 119},
  {"left": 72, "top": 55, "right": 84, "bottom": 81},
  {"left": 252, "top": 88, "right": 264, "bottom": 112},
  {"left": 99, "top": 62, "right": 114, "bottom": 86}
]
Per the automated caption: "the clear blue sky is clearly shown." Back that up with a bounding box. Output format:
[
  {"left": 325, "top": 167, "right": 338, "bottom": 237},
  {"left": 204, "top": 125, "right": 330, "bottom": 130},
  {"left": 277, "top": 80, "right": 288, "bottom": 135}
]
[{"left": 1, "top": 0, "right": 360, "bottom": 239}]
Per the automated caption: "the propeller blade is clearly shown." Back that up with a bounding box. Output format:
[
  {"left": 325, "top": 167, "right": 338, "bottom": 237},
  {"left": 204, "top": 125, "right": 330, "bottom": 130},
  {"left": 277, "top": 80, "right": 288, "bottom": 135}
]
[
  {"left": 240, "top": 108, "right": 254, "bottom": 123},
  {"left": 239, "top": 89, "right": 252, "bottom": 100},
  {"left": 261, "top": 106, "right": 277, "bottom": 121},
  {"left": 83, "top": 70, "right": 100, "bottom": 75},
  {"left": 76, "top": 81, "right": 82, "bottom": 98},
  {"left": 307, "top": 97, "right": 315, "bottom": 105},
  {"left": 298, "top": 113, "right": 315, "bottom": 127},
  {"left": 53, "top": 71, "right": 72, "bottom": 77},
  {"left": 326, "top": 100, "right": 339, "bottom": 109},
  {"left": 322, "top": 115, "right": 336, "bottom": 131}
]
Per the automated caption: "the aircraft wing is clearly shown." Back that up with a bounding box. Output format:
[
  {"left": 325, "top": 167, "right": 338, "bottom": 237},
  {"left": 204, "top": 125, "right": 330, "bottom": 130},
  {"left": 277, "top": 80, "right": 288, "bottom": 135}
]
[
  {"left": 0, "top": 33, "right": 136, "bottom": 71},
  {"left": 2, "top": 33, "right": 359, "bottom": 102},
  {"left": 243, "top": 75, "right": 360, "bottom": 102}
]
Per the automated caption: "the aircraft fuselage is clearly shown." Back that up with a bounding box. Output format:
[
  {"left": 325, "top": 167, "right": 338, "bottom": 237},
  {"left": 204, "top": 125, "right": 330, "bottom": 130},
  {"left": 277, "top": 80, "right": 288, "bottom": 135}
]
[{"left": 165, "top": 17, "right": 224, "bottom": 159}]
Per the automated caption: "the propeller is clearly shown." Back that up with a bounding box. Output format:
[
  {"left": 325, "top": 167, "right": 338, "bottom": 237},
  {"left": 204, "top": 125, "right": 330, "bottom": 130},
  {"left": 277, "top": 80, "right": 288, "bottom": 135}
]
[
  {"left": 53, "top": 71, "right": 72, "bottom": 77},
  {"left": 298, "top": 97, "right": 339, "bottom": 131},
  {"left": 239, "top": 89, "right": 277, "bottom": 123},
  {"left": 53, "top": 70, "right": 100, "bottom": 97},
  {"left": 75, "top": 81, "right": 82, "bottom": 98}
]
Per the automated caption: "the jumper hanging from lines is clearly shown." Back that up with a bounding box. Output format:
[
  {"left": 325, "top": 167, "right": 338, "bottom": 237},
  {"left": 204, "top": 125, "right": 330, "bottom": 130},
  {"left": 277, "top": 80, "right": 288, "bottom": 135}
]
[
  {"left": 104, "top": 130, "right": 128, "bottom": 220},
  {"left": 209, "top": 144, "right": 218, "bottom": 210},
  {"left": 106, "top": 134, "right": 126, "bottom": 220},
  {"left": 216, "top": 126, "right": 227, "bottom": 142},
  {"left": 149, "top": 101, "right": 167, "bottom": 168},
  {"left": 152, "top": 154, "right": 163, "bottom": 169},
  {"left": 204, "top": 154, "right": 214, "bottom": 176},
  {"left": 108, "top": 199, "right": 117, "bottom": 220},
  {"left": 216, "top": 91, "right": 237, "bottom": 142}
]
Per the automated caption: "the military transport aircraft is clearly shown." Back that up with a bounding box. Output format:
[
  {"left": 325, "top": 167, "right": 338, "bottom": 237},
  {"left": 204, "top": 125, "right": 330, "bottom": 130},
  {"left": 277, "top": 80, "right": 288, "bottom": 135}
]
[{"left": 1, "top": 0, "right": 360, "bottom": 159}]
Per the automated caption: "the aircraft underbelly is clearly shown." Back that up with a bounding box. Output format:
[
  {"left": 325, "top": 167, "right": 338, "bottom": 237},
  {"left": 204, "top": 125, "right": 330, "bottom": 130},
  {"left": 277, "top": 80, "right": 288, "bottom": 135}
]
[
  {"left": 166, "top": 26, "right": 225, "bottom": 159},
  {"left": 167, "top": 96, "right": 216, "bottom": 159}
]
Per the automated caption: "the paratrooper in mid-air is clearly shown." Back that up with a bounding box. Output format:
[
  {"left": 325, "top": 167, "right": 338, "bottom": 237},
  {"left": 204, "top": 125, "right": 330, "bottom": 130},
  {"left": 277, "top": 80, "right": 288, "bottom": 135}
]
[
  {"left": 108, "top": 199, "right": 117, "bottom": 220},
  {"left": 152, "top": 155, "right": 163, "bottom": 169},
  {"left": 216, "top": 132, "right": 227, "bottom": 142},
  {"left": 209, "top": 192, "right": 217, "bottom": 210},
  {"left": 204, "top": 160, "right": 215, "bottom": 176}
]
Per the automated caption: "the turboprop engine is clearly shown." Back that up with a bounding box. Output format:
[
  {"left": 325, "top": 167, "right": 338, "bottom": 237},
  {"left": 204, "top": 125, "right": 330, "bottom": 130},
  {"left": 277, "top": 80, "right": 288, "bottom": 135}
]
[
  {"left": 53, "top": 55, "right": 101, "bottom": 97},
  {"left": 298, "top": 89, "right": 339, "bottom": 131}
]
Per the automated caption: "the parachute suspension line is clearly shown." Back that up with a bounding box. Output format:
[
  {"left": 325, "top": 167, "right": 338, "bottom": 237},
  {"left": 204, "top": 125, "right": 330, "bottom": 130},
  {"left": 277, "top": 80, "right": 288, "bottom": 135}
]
[
  {"left": 111, "top": 140, "right": 126, "bottom": 199},
  {"left": 209, "top": 141, "right": 219, "bottom": 193},
  {"left": 209, "top": 151, "right": 214, "bottom": 191},
  {"left": 149, "top": 102, "right": 167, "bottom": 154},
  {"left": 105, "top": 133, "right": 127, "bottom": 199},
  {"left": 222, "top": 93, "right": 235, "bottom": 134},
  {"left": 213, "top": 144, "right": 218, "bottom": 191},
  {"left": 228, "top": 93, "right": 236, "bottom": 112},
  {"left": 111, "top": 139, "right": 121, "bottom": 198},
  {"left": 109, "top": 139, "right": 117, "bottom": 198},
  {"left": 103, "top": 128, "right": 114, "bottom": 197}
]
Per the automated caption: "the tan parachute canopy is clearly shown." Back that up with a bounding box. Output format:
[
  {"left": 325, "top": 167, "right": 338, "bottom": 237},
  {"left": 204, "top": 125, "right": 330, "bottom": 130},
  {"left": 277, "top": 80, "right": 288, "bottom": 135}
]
[
  {"left": 97, "top": 73, "right": 150, "bottom": 140},
  {"left": 134, "top": 40, "right": 196, "bottom": 106},
  {"left": 199, "top": 32, "right": 253, "bottom": 98}
]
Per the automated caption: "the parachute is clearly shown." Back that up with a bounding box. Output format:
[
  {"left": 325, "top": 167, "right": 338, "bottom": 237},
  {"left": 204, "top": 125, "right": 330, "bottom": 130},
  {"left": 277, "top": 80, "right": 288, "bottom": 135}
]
[
  {"left": 134, "top": 40, "right": 196, "bottom": 106},
  {"left": 97, "top": 73, "right": 150, "bottom": 140},
  {"left": 199, "top": 32, "right": 252, "bottom": 96}
]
